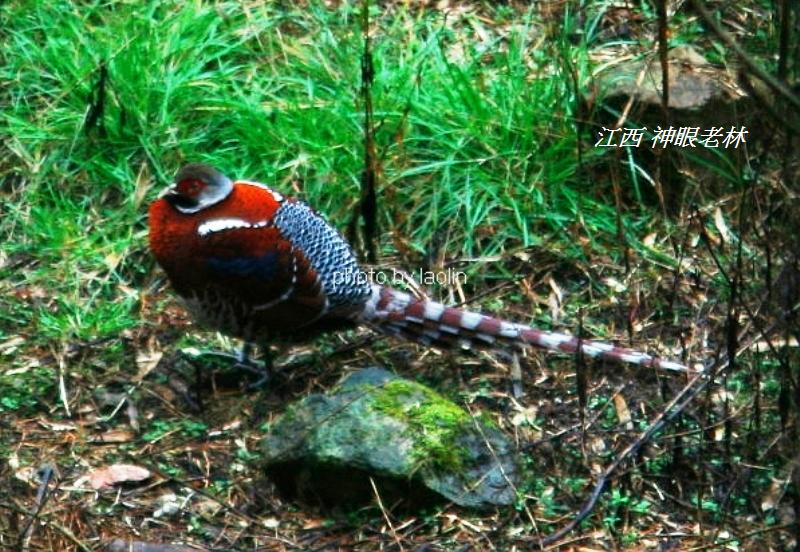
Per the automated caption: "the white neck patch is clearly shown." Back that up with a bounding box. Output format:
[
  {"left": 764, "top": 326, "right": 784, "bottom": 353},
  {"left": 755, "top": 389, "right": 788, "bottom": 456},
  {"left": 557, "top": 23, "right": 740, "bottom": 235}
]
[{"left": 197, "top": 218, "right": 270, "bottom": 237}]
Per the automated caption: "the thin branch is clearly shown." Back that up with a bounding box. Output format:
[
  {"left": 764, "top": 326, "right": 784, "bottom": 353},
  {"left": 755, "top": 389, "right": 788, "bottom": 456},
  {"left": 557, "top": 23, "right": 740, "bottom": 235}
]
[
  {"left": 358, "top": 0, "right": 378, "bottom": 263},
  {"left": 369, "top": 477, "right": 405, "bottom": 551},
  {"left": 19, "top": 464, "right": 55, "bottom": 550}
]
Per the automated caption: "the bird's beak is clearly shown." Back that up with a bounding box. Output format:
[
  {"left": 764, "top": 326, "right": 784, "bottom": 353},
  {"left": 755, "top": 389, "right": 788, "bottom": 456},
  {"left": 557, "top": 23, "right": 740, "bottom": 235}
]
[{"left": 159, "top": 184, "right": 178, "bottom": 198}]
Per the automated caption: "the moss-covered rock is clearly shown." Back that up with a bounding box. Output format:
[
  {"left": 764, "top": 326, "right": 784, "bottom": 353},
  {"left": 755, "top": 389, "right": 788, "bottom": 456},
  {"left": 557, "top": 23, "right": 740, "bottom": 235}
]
[{"left": 261, "top": 368, "right": 519, "bottom": 510}]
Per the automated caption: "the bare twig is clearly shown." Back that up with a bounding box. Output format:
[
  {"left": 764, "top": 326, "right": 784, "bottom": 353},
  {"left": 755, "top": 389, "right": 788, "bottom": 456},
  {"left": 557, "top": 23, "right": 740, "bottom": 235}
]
[
  {"left": 356, "top": 0, "right": 379, "bottom": 263},
  {"left": 369, "top": 477, "right": 404, "bottom": 551},
  {"left": 19, "top": 464, "right": 55, "bottom": 550},
  {"left": 53, "top": 346, "right": 72, "bottom": 418}
]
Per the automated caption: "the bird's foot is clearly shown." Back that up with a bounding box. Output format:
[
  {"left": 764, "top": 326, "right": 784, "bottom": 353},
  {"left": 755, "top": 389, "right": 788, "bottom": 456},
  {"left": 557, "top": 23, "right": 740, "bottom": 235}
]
[
  {"left": 235, "top": 342, "right": 272, "bottom": 390},
  {"left": 179, "top": 343, "right": 272, "bottom": 391},
  {"left": 229, "top": 357, "right": 272, "bottom": 390}
]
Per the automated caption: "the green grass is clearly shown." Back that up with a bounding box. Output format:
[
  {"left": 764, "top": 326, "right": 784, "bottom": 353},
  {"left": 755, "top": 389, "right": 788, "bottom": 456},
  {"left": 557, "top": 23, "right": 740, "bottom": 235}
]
[{"left": 0, "top": 0, "right": 685, "bottom": 345}]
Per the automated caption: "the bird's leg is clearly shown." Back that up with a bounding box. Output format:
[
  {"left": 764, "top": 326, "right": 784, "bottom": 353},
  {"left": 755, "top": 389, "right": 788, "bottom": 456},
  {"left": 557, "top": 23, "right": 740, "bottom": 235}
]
[
  {"left": 181, "top": 348, "right": 240, "bottom": 365},
  {"left": 192, "top": 360, "right": 204, "bottom": 411},
  {"left": 229, "top": 342, "right": 272, "bottom": 389},
  {"left": 237, "top": 342, "right": 254, "bottom": 365},
  {"left": 248, "top": 345, "right": 273, "bottom": 389},
  {"left": 179, "top": 341, "right": 271, "bottom": 389}
]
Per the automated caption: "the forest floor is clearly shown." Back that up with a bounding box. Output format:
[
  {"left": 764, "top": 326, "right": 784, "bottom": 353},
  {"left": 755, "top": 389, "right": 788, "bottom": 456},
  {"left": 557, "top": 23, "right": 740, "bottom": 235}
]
[{"left": 1, "top": 0, "right": 798, "bottom": 550}]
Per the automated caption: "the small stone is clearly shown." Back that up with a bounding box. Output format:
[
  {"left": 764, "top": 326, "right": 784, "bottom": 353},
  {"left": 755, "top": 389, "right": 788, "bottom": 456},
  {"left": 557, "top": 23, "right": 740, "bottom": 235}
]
[
  {"left": 153, "top": 493, "right": 181, "bottom": 518},
  {"left": 262, "top": 517, "right": 280, "bottom": 529},
  {"left": 261, "top": 368, "right": 520, "bottom": 510}
]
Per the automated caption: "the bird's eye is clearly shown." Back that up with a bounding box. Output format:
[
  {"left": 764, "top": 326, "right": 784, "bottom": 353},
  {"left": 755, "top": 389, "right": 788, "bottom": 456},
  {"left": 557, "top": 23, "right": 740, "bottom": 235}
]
[{"left": 176, "top": 178, "right": 205, "bottom": 197}]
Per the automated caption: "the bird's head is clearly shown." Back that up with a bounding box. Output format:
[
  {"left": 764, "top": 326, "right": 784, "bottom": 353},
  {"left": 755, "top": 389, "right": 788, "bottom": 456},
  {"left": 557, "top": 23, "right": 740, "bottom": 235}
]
[{"left": 164, "top": 163, "right": 233, "bottom": 213}]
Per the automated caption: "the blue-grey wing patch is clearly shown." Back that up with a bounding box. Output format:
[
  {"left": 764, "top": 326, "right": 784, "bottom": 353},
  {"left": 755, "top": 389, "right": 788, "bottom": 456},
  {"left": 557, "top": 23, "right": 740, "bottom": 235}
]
[
  {"left": 207, "top": 252, "right": 280, "bottom": 281},
  {"left": 272, "top": 200, "right": 371, "bottom": 311}
]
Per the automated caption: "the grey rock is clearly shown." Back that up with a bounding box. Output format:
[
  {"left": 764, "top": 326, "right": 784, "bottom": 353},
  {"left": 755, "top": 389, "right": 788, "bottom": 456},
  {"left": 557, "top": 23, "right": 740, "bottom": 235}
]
[
  {"left": 592, "top": 45, "right": 749, "bottom": 121},
  {"left": 261, "top": 368, "right": 519, "bottom": 509}
]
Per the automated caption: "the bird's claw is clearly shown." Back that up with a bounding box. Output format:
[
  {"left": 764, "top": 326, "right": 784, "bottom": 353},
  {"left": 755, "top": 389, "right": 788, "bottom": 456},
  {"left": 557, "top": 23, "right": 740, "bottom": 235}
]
[
  {"left": 231, "top": 360, "right": 272, "bottom": 390},
  {"left": 179, "top": 344, "right": 272, "bottom": 391}
]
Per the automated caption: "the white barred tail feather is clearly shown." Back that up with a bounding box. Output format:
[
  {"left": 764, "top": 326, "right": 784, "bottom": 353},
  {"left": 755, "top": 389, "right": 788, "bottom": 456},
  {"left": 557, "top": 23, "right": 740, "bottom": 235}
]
[{"left": 359, "top": 285, "right": 690, "bottom": 373}]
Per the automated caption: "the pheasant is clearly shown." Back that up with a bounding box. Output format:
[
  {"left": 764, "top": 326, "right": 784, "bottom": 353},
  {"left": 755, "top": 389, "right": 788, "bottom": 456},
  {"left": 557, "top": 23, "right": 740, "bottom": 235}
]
[{"left": 148, "top": 163, "right": 690, "bottom": 385}]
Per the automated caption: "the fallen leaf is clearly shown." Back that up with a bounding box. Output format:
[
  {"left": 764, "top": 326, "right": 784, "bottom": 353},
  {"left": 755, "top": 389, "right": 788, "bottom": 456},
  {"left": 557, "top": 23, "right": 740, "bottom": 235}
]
[
  {"left": 14, "top": 466, "right": 38, "bottom": 484},
  {"left": 713, "top": 206, "right": 733, "bottom": 243},
  {"left": 262, "top": 517, "right": 280, "bottom": 529},
  {"left": 0, "top": 336, "right": 25, "bottom": 355},
  {"left": 602, "top": 277, "right": 627, "bottom": 293},
  {"left": 302, "top": 517, "right": 326, "bottom": 530},
  {"left": 91, "top": 429, "right": 136, "bottom": 443},
  {"left": 104, "top": 252, "right": 122, "bottom": 272},
  {"left": 133, "top": 350, "right": 163, "bottom": 382},
  {"left": 613, "top": 394, "right": 633, "bottom": 430},
  {"left": 761, "top": 478, "right": 783, "bottom": 512},
  {"left": 126, "top": 400, "right": 140, "bottom": 431},
  {"left": 14, "top": 285, "right": 47, "bottom": 301},
  {"left": 194, "top": 498, "right": 222, "bottom": 517},
  {"left": 589, "top": 436, "right": 607, "bottom": 454},
  {"left": 133, "top": 160, "right": 152, "bottom": 208},
  {"left": 87, "top": 464, "right": 151, "bottom": 490},
  {"left": 457, "top": 517, "right": 486, "bottom": 533},
  {"left": 510, "top": 405, "right": 538, "bottom": 427},
  {"left": 38, "top": 418, "right": 77, "bottom": 432},
  {"left": 6, "top": 364, "right": 34, "bottom": 376},
  {"left": 547, "top": 276, "right": 563, "bottom": 323},
  {"left": 750, "top": 337, "right": 799, "bottom": 352},
  {"left": 222, "top": 419, "right": 242, "bottom": 431}
]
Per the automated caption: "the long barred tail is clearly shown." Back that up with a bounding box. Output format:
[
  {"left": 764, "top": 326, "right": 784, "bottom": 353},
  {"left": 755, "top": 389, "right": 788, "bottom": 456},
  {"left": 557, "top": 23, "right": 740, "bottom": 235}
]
[{"left": 359, "top": 285, "right": 691, "bottom": 373}]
